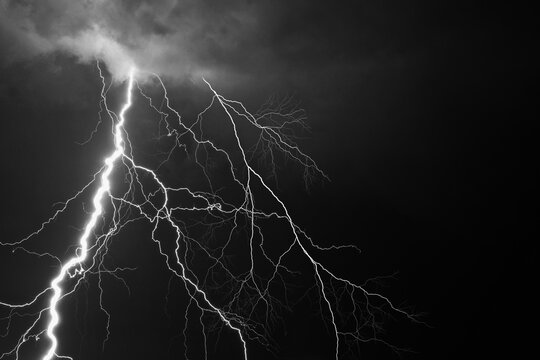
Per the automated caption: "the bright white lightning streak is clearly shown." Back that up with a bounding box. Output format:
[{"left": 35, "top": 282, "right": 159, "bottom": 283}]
[
  {"left": 41, "top": 67, "right": 136, "bottom": 360},
  {"left": 37, "top": 66, "right": 249, "bottom": 360}
]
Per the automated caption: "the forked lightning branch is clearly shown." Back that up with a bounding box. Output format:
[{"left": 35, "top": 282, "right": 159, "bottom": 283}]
[{"left": 0, "top": 62, "right": 418, "bottom": 360}]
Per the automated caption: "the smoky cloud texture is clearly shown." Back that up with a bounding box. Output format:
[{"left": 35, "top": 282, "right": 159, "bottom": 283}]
[{"left": 0, "top": 0, "right": 269, "bottom": 82}]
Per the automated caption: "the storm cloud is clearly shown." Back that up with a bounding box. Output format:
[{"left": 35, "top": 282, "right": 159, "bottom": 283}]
[
  {"left": 0, "top": 0, "right": 274, "bottom": 82},
  {"left": 0, "top": 0, "right": 420, "bottom": 89}
]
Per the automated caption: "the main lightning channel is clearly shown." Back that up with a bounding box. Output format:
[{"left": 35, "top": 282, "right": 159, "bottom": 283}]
[{"left": 41, "top": 67, "right": 135, "bottom": 360}]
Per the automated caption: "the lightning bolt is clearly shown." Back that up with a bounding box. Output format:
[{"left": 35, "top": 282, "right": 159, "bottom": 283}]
[
  {"left": 40, "top": 66, "right": 136, "bottom": 360},
  {"left": 0, "top": 61, "right": 422, "bottom": 360}
]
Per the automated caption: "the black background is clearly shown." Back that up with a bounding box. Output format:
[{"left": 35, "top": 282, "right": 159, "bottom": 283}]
[{"left": 0, "top": 1, "right": 535, "bottom": 359}]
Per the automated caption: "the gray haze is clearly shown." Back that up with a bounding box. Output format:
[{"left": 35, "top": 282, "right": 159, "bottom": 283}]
[{"left": 1, "top": 0, "right": 278, "bottom": 82}]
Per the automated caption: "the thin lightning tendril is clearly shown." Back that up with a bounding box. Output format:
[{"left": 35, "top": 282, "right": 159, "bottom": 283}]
[{"left": 0, "top": 62, "right": 421, "bottom": 360}]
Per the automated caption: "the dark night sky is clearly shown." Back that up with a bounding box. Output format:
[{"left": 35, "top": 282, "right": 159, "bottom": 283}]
[{"left": 0, "top": 1, "right": 535, "bottom": 359}]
